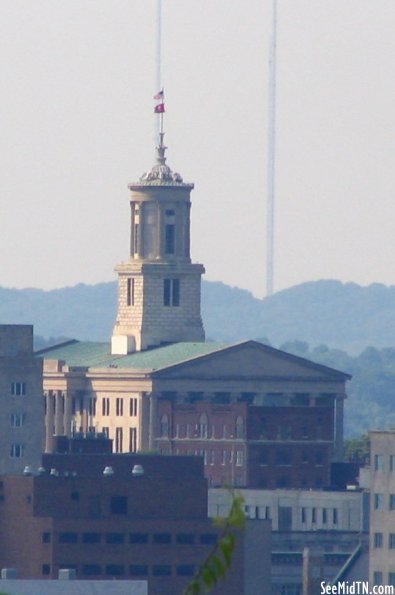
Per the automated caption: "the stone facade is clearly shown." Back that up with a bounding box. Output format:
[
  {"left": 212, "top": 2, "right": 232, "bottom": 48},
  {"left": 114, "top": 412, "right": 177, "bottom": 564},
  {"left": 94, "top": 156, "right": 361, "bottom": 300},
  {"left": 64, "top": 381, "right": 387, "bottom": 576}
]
[
  {"left": 112, "top": 142, "right": 205, "bottom": 353},
  {"left": 0, "top": 325, "right": 43, "bottom": 474}
]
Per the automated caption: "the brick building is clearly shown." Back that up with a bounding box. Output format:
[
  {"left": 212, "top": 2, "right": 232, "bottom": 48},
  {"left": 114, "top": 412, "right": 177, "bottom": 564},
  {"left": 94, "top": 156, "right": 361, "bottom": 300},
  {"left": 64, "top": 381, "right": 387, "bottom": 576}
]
[{"left": 0, "top": 453, "right": 270, "bottom": 595}]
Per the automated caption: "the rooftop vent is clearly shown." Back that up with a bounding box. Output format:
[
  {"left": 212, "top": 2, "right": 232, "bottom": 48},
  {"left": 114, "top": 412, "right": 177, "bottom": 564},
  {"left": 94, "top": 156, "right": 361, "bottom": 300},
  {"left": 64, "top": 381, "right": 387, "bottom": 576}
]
[
  {"left": 132, "top": 464, "right": 144, "bottom": 476},
  {"left": 103, "top": 466, "right": 114, "bottom": 477},
  {"left": 23, "top": 465, "right": 33, "bottom": 476},
  {"left": 1, "top": 568, "right": 17, "bottom": 579},
  {"left": 50, "top": 468, "right": 59, "bottom": 477},
  {"left": 58, "top": 568, "right": 77, "bottom": 580}
]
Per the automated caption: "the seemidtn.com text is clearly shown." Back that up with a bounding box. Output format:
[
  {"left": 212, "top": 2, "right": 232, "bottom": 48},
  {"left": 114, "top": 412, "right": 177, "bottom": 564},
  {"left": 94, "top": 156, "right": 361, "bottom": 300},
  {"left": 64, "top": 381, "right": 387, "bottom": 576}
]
[{"left": 321, "top": 582, "right": 394, "bottom": 595}]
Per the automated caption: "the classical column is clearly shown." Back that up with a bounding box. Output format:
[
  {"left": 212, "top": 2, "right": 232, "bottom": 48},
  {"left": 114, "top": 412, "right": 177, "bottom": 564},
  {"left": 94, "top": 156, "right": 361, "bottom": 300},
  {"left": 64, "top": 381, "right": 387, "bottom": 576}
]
[
  {"left": 64, "top": 391, "right": 73, "bottom": 437},
  {"left": 45, "top": 391, "right": 55, "bottom": 453},
  {"left": 54, "top": 391, "right": 63, "bottom": 435},
  {"left": 137, "top": 202, "right": 144, "bottom": 257},
  {"left": 148, "top": 392, "right": 158, "bottom": 451},
  {"left": 130, "top": 202, "right": 136, "bottom": 257}
]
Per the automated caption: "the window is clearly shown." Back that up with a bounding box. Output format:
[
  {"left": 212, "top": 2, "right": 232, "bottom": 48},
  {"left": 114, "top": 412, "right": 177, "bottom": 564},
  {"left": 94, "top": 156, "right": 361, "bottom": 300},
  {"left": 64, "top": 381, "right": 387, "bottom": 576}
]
[
  {"left": 10, "top": 444, "right": 24, "bottom": 458},
  {"left": 312, "top": 508, "right": 316, "bottom": 523},
  {"left": 301, "top": 508, "right": 307, "bottom": 523},
  {"left": 153, "top": 565, "right": 172, "bottom": 576},
  {"left": 153, "top": 533, "right": 172, "bottom": 544},
  {"left": 160, "top": 414, "right": 169, "bottom": 438},
  {"left": 390, "top": 495, "right": 395, "bottom": 510},
  {"left": 88, "top": 398, "right": 96, "bottom": 416},
  {"left": 11, "top": 382, "right": 26, "bottom": 396},
  {"left": 102, "top": 397, "right": 110, "bottom": 416},
  {"left": 133, "top": 223, "right": 139, "bottom": 254},
  {"left": 129, "top": 427, "right": 137, "bottom": 452},
  {"left": 177, "top": 565, "right": 195, "bottom": 576},
  {"left": 221, "top": 450, "right": 227, "bottom": 466},
  {"left": 70, "top": 491, "right": 79, "bottom": 501},
  {"left": 163, "top": 278, "right": 180, "bottom": 306},
  {"left": 373, "top": 572, "right": 382, "bottom": 585},
  {"left": 59, "top": 533, "right": 78, "bottom": 544},
  {"left": 389, "top": 534, "right": 395, "bottom": 549},
  {"left": 235, "top": 416, "right": 244, "bottom": 439},
  {"left": 102, "top": 427, "right": 109, "bottom": 438},
  {"left": 374, "top": 494, "right": 384, "bottom": 510},
  {"left": 105, "top": 565, "right": 124, "bottom": 576},
  {"left": 129, "top": 533, "right": 148, "bottom": 544},
  {"left": 42, "top": 532, "right": 51, "bottom": 543},
  {"left": 130, "top": 397, "right": 138, "bottom": 416},
  {"left": 42, "top": 564, "right": 50, "bottom": 576},
  {"left": 210, "top": 450, "right": 215, "bottom": 466},
  {"left": 127, "top": 278, "right": 135, "bottom": 306},
  {"left": 165, "top": 224, "right": 175, "bottom": 254},
  {"left": 374, "top": 533, "right": 383, "bottom": 548},
  {"left": 322, "top": 508, "right": 327, "bottom": 524},
  {"left": 177, "top": 533, "right": 195, "bottom": 545},
  {"left": 111, "top": 496, "right": 128, "bottom": 515},
  {"left": 389, "top": 573, "right": 395, "bottom": 587},
  {"left": 199, "top": 413, "right": 208, "bottom": 439},
  {"left": 116, "top": 398, "right": 123, "bottom": 416},
  {"left": 82, "top": 565, "right": 101, "bottom": 576},
  {"left": 333, "top": 508, "right": 338, "bottom": 525},
  {"left": 374, "top": 454, "right": 384, "bottom": 471},
  {"left": 130, "top": 565, "right": 148, "bottom": 576},
  {"left": 390, "top": 455, "right": 395, "bottom": 471},
  {"left": 236, "top": 450, "right": 244, "bottom": 466},
  {"left": 106, "top": 533, "right": 124, "bottom": 544},
  {"left": 115, "top": 428, "right": 123, "bottom": 453},
  {"left": 83, "top": 533, "right": 101, "bottom": 544},
  {"left": 200, "top": 534, "right": 218, "bottom": 545},
  {"left": 10, "top": 413, "right": 25, "bottom": 427}
]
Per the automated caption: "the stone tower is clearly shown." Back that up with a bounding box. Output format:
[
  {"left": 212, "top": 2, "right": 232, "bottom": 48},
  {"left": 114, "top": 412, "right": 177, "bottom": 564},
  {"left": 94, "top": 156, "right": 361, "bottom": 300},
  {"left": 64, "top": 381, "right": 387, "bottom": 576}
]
[{"left": 111, "top": 133, "right": 205, "bottom": 353}]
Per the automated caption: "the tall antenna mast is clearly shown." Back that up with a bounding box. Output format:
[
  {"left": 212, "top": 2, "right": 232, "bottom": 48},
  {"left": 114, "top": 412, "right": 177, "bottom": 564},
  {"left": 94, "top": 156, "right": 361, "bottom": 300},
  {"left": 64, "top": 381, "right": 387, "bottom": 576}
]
[
  {"left": 266, "top": 0, "right": 277, "bottom": 297},
  {"left": 155, "top": 0, "right": 162, "bottom": 145}
]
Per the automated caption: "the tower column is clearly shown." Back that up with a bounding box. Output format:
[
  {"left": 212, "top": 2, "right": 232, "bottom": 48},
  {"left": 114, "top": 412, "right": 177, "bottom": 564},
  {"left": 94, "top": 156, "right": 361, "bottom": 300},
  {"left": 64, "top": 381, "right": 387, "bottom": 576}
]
[
  {"left": 137, "top": 202, "right": 144, "bottom": 257},
  {"left": 157, "top": 201, "right": 164, "bottom": 258}
]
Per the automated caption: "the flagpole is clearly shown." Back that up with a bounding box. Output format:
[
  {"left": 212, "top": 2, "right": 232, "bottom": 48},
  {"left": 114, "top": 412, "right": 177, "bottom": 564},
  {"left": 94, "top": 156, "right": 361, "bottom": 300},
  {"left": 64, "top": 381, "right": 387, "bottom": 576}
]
[{"left": 155, "top": 0, "right": 162, "bottom": 146}]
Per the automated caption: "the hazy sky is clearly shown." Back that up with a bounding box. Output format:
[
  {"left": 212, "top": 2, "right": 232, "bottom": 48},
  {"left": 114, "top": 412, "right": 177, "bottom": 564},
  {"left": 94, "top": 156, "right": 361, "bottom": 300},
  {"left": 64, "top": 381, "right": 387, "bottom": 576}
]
[{"left": 1, "top": 1, "right": 394, "bottom": 298}]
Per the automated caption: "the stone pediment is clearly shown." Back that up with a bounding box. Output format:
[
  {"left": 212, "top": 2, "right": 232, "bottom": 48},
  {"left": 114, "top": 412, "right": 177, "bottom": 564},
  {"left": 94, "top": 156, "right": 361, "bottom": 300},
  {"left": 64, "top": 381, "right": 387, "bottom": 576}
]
[{"left": 152, "top": 340, "right": 350, "bottom": 382}]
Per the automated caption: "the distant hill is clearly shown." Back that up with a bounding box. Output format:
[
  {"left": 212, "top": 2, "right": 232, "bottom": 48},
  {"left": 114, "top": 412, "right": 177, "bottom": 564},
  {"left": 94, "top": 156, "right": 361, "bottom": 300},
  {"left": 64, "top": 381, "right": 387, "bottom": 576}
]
[{"left": 1, "top": 279, "right": 395, "bottom": 353}]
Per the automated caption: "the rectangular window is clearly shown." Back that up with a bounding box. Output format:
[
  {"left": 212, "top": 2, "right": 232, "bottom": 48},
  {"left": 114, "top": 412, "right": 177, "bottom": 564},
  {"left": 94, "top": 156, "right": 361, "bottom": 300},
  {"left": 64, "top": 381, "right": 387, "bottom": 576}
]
[
  {"left": 177, "top": 565, "right": 195, "bottom": 576},
  {"left": 153, "top": 565, "right": 172, "bottom": 576},
  {"left": 82, "top": 533, "right": 101, "bottom": 544},
  {"left": 129, "top": 397, "right": 138, "bottom": 416},
  {"left": 153, "top": 533, "right": 172, "bottom": 544},
  {"left": 102, "top": 427, "right": 109, "bottom": 438},
  {"left": 102, "top": 397, "right": 110, "bottom": 416},
  {"left": 115, "top": 428, "right": 123, "bottom": 453},
  {"left": 221, "top": 450, "right": 227, "bottom": 466},
  {"left": 59, "top": 532, "right": 78, "bottom": 544},
  {"left": 10, "top": 444, "right": 24, "bottom": 458},
  {"left": 88, "top": 398, "right": 96, "bottom": 416},
  {"left": 210, "top": 450, "right": 215, "bottom": 466},
  {"left": 163, "top": 278, "right": 180, "bottom": 306},
  {"left": 10, "top": 413, "right": 25, "bottom": 427},
  {"left": 236, "top": 451, "right": 244, "bottom": 466},
  {"left": 127, "top": 278, "right": 135, "bottom": 306},
  {"left": 373, "top": 572, "right": 382, "bottom": 585},
  {"left": 165, "top": 224, "right": 175, "bottom": 254},
  {"left": 322, "top": 508, "right": 327, "bottom": 524},
  {"left": 374, "top": 454, "right": 384, "bottom": 471},
  {"left": 390, "top": 494, "right": 395, "bottom": 510},
  {"left": 42, "top": 532, "right": 51, "bottom": 543},
  {"left": 111, "top": 496, "right": 128, "bottom": 515},
  {"left": 116, "top": 398, "right": 123, "bottom": 416},
  {"left": 176, "top": 534, "right": 195, "bottom": 545},
  {"left": 105, "top": 565, "right": 124, "bottom": 577},
  {"left": 130, "top": 565, "right": 148, "bottom": 576},
  {"left": 11, "top": 382, "right": 26, "bottom": 396},
  {"left": 389, "top": 534, "right": 395, "bottom": 549},
  {"left": 312, "top": 508, "right": 316, "bottom": 523},
  {"left": 333, "top": 508, "right": 338, "bottom": 524},
  {"left": 390, "top": 455, "right": 395, "bottom": 471},
  {"left": 301, "top": 508, "right": 307, "bottom": 523},
  {"left": 200, "top": 534, "right": 218, "bottom": 545},
  {"left": 106, "top": 533, "right": 124, "bottom": 544},
  {"left": 129, "top": 427, "right": 137, "bottom": 453},
  {"left": 389, "top": 573, "right": 395, "bottom": 587},
  {"left": 82, "top": 565, "right": 101, "bottom": 576},
  {"left": 129, "top": 533, "right": 148, "bottom": 544},
  {"left": 374, "top": 494, "right": 384, "bottom": 510},
  {"left": 374, "top": 532, "right": 383, "bottom": 548}
]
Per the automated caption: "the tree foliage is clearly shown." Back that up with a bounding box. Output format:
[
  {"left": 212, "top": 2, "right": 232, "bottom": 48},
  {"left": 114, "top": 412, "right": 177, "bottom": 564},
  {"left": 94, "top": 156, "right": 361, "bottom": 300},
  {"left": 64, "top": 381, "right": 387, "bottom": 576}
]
[{"left": 184, "top": 492, "right": 246, "bottom": 594}]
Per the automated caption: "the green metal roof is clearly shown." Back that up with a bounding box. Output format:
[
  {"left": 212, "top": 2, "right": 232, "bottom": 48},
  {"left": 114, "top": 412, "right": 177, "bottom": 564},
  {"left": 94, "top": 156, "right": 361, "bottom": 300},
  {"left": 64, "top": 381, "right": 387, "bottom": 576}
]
[{"left": 36, "top": 340, "right": 229, "bottom": 371}]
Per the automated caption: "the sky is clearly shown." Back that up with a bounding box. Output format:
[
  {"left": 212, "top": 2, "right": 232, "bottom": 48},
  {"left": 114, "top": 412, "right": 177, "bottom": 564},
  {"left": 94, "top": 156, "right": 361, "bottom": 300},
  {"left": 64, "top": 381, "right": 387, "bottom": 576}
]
[{"left": 1, "top": 0, "right": 394, "bottom": 298}]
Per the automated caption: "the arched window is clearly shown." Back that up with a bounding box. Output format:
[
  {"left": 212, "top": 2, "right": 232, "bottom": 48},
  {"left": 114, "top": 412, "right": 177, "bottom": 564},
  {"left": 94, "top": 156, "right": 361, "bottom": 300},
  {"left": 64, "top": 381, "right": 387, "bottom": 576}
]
[
  {"left": 235, "top": 416, "right": 244, "bottom": 439},
  {"left": 160, "top": 414, "right": 169, "bottom": 438},
  {"left": 199, "top": 413, "right": 208, "bottom": 439}
]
